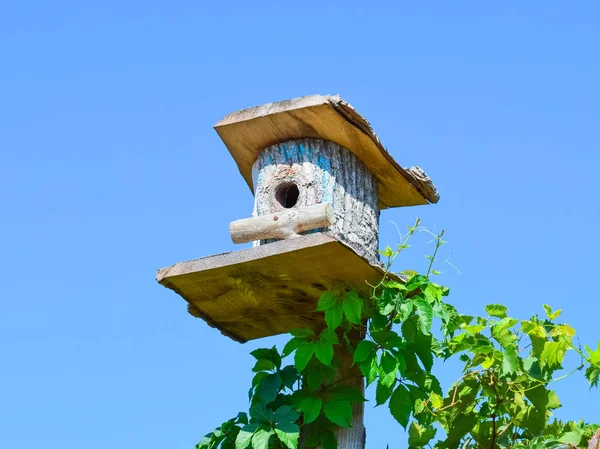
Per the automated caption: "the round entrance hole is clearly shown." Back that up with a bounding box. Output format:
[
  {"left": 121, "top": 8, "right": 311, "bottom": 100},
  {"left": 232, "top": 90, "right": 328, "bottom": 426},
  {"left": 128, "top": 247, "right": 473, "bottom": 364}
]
[{"left": 275, "top": 182, "right": 299, "bottom": 208}]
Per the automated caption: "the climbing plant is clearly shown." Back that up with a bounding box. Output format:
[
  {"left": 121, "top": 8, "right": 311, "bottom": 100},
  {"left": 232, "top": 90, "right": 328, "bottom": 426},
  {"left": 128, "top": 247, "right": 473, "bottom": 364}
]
[{"left": 196, "top": 220, "right": 600, "bottom": 449}]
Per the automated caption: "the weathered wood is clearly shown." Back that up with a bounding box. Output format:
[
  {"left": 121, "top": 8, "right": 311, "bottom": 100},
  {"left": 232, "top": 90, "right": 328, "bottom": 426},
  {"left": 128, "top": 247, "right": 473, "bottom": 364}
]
[
  {"left": 156, "top": 233, "right": 388, "bottom": 342},
  {"left": 230, "top": 203, "right": 333, "bottom": 244},
  {"left": 214, "top": 94, "right": 439, "bottom": 209},
  {"left": 253, "top": 139, "right": 380, "bottom": 263}
]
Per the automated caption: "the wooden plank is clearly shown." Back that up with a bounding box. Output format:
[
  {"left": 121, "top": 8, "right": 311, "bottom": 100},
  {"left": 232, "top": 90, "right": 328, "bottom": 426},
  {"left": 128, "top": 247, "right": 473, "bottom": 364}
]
[
  {"left": 156, "top": 233, "right": 387, "bottom": 342},
  {"left": 214, "top": 94, "right": 439, "bottom": 209},
  {"left": 229, "top": 202, "right": 333, "bottom": 244}
]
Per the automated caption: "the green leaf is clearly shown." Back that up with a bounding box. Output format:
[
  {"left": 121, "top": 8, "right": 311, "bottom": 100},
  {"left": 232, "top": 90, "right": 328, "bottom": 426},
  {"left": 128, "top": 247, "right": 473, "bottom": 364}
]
[
  {"left": 319, "top": 328, "right": 340, "bottom": 345},
  {"left": 540, "top": 341, "right": 567, "bottom": 368},
  {"left": 414, "top": 338, "right": 434, "bottom": 373},
  {"left": 252, "top": 359, "right": 276, "bottom": 372},
  {"left": 423, "top": 283, "right": 443, "bottom": 301},
  {"left": 249, "top": 403, "right": 272, "bottom": 422},
  {"left": 342, "top": 291, "right": 363, "bottom": 324},
  {"left": 379, "top": 369, "right": 396, "bottom": 389},
  {"left": 353, "top": 340, "right": 376, "bottom": 364},
  {"left": 282, "top": 337, "right": 304, "bottom": 358},
  {"left": 492, "top": 319, "right": 518, "bottom": 349},
  {"left": 586, "top": 341, "right": 600, "bottom": 364},
  {"left": 323, "top": 400, "right": 352, "bottom": 427},
  {"left": 320, "top": 429, "right": 338, "bottom": 449},
  {"left": 251, "top": 347, "right": 282, "bottom": 369},
  {"left": 384, "top": 280, "right": 407, "bottom": 291},
  {"left": 299, "top": 397, "right": 322, "bottom": 424},
  {"left": 429, "top": 392, "right": 443, "bottom": 409},
  {"left": 585, "top": 341, "right": 600, "bottom": 387},
  {"left": 316, "top": 291, "right": 339, "bottom": 311},
  {"left": 304, "top": 364, "right": 322, "bottom": 391},
  {"left": 252, "top": 371, "right": 269, "bottom": 388},
  {"left": 408, "top": 422, "right": 437, "bottom": 447},
  {"left": 257, "top": 373, "right": 281, "bottom": 404},
  {"left": 485, "top": 303, "right": 508, "bottom": 318},
  {"left": 359, "top": 352, "right": 379, "bottom": 386},
  {"left": 302, "top": 425, "right": 321, "bottom": 449},
  {"left": 397, "top": 300, "right": 414, "bottom": 322},
  {"left": 586, "top": 365, "right": 600, "bottom": 388},
  {"left": 543, "top": 304, "right": 562, "bottom": 320},
  {"left": 289, "top": 328, "right": 315, "bottom": 338},
  {"left": 414, "top": 298, "right": 434, "bottom": 335},
  {"left": 381, "top": 352, "right": 397, "bottom": 374},
  {"left": 521, "top": 405, "right": 545, "bottom": 435},
  {"left": 370, "top": 312, "right": 388, "bottom": 332},
  {"left": 379, "top": 245, "right": 394, "bottom": 257},
  {"left": 294, "top": 343, "right": 315, "bottom": 372},
  {"left": 405, "top": 274, "right": 428, "bottom": 293},
  {"left": 327, "top": 385, "right": 365, "bottom": 402},
  {"left": 222, "top": 432, "right": 236, "bottom": 449},
  {"left": 560, "top": 428, "right": 585, "bottom": 446},
  {"left": 314, "top": 342, "right": 334, "bottom": 366},
  {"left": 280, "top": 365, "right": 298, "bottom": 389},
  {"left": 236, "top": 412, "right": 248, "bottom": 425},
  {"left": 389, "top": 384, "right": 412, "bottom": 428},
  {"left": 273, "top": 405, "right": 299, "bottom": 423},
  {"left": 196, "top": 433, "right": 213, "bottom": 449},
  {"left": 236, "top": 424, "right": 259, "bottom": 449},
  {"left": 522, "top": 320, "right": 546, "bottom": 338},
  {"left": 376, "top": 380, "right": 393, "bottom": 405},
  {"left": 325, "top": 303, "right": 343, "bottom": 330},
  {"left": 275, "top": 422, "right": 299, "bottom": 449},
  {"left": 445, "top": 413, "right": 478, "bottom": 446},
  {"left": 502, "top": 344, "right": 519, "bottom": 375},
  {"left": 378, "top": 288, "right": 397, "bottom": 315},
  {"left": 251, "top": 428, "right": 274, "bottom": 449}
]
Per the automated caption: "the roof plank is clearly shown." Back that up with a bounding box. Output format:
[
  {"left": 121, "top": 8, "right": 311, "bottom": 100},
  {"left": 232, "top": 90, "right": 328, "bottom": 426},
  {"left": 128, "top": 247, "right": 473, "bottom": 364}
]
[{"left": 215, "top": 94, "right": 439, "bottom": 209}]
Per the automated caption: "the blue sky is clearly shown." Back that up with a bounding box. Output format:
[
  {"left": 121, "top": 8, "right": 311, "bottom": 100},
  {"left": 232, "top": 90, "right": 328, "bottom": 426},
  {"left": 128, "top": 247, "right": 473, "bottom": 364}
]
[{"left": 1, "top": 1, "right": 599, "bottom": 448}]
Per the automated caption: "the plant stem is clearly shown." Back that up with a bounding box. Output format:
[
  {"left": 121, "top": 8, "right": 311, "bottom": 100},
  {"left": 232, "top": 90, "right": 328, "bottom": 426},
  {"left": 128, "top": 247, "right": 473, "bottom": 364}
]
[
  {"left": 490, "top": 415, "right": 497, "bottom": 449},
  {"left": 426, "top": 230, "right": 445, "bottom": 278}
]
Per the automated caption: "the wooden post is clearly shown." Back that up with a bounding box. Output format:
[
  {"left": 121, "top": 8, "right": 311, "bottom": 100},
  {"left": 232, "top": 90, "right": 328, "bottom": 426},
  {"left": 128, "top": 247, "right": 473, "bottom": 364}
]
[
  {"left": 331, "top": 353, "right": 366, "bottom": 449},
  {"left": 250, "top": 138, "right": 375, "bottom": 449}
]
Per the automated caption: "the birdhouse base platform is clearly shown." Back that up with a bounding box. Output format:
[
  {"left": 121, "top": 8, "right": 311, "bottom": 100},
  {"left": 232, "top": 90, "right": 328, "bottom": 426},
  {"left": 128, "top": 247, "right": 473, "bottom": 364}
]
[{"left": 156, "top": 233, "right": 386, "bottom": 343}]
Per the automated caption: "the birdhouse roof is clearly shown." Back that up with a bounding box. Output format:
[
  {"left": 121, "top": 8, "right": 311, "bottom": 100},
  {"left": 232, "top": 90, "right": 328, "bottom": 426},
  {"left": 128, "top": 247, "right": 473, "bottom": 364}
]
[{"left": 214, "top": 94, "right": 439, "bottom": 209}]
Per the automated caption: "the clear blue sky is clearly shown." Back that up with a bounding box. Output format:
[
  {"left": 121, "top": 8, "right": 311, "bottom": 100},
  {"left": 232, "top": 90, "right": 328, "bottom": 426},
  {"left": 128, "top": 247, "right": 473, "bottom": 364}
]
[{"left": 1, "top": 2, "right": 599, "bottom": 448}]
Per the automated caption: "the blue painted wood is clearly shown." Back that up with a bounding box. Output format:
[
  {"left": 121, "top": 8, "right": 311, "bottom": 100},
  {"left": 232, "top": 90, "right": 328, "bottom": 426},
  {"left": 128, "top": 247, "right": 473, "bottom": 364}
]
[{"left": 252, "top": 138, "right": 380, "bottom": 263}]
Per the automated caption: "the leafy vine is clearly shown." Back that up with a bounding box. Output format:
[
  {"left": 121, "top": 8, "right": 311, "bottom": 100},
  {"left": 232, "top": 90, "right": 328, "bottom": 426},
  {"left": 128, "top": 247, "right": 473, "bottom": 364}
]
[{"left": 196, "top": 221, "right": 600, "bottom": 449}]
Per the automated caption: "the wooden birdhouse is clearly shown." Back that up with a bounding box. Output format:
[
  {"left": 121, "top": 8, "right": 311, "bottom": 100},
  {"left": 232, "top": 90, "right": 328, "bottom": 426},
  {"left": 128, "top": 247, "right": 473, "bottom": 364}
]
[{"left": 156, "top": 95, "right": 438, "bottom": 343}]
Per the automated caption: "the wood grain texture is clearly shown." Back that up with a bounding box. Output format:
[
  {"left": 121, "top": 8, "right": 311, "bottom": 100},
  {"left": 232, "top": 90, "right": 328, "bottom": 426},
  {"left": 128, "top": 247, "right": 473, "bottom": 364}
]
[
  {"left": 214, "top": 94, "right": 439, "bottom": 209},
  {"left": 230, "top": 202, "right": 333, "bottom": 244},
  {"left": 156, "top": 233, "right": 386, "bottom": 343},
  {"left": 253, "top": 139, "right": 380, "bottom": 263}
]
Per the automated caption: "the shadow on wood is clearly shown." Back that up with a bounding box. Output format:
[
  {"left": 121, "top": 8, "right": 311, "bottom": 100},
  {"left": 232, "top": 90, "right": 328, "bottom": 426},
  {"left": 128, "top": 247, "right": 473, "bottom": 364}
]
[
  {"left": 156, "top": 233, "right": 387, "bottom": 343},
  {"left": 214, "top": 94, "right": 439, "bottom": 209}
]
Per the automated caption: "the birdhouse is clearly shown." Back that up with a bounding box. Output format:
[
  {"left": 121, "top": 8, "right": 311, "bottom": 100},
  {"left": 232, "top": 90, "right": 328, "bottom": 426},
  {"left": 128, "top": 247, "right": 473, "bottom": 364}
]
[{"left": 156, "top": 95, "right": 438, "bottom": 343}]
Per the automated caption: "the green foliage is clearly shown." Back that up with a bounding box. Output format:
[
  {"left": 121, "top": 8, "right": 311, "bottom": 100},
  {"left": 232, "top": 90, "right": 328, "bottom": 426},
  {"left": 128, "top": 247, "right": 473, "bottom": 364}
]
[{"left": 195, "top": 220, "right": 600, "bottom": 449}]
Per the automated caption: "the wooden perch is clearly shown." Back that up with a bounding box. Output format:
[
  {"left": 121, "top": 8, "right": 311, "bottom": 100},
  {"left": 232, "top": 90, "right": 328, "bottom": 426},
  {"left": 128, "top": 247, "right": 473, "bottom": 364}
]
[{"left": 230, "top": 202, "right": 333, "bottom": 244}]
